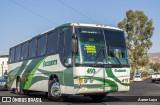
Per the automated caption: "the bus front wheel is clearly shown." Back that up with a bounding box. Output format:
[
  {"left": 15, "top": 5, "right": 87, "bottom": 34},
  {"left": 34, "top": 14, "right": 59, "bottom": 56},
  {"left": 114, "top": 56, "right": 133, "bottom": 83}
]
[{"left": 48, "top": 78, "right": 67, "bottom": 102}]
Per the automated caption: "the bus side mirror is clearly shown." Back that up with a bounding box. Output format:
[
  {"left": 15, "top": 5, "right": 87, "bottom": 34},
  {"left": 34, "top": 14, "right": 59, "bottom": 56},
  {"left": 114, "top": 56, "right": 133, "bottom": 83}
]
[{"left": 71, "top": 36, "right": 78, "bottom": 53}]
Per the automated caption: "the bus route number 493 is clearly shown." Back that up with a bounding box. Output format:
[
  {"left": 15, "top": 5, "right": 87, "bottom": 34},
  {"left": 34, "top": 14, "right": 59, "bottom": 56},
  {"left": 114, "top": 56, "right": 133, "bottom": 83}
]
[{"left": 87, "top": 68, "right": 96, "bottom": 74}]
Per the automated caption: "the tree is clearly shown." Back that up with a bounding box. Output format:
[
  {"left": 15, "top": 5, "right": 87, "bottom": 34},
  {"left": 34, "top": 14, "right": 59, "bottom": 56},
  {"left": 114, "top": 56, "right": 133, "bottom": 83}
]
[
  {"left": 118, "top": 10, "right": 154, "bottom": 77},
  {"left": 152, "top": 62, "right": 160, "bottom": 72}
]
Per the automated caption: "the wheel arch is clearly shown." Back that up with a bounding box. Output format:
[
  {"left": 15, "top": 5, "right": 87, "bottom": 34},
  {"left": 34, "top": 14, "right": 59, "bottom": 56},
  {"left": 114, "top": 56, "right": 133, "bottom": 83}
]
[{"left": 49, "top": 74, "right": 59, "bottom": 82}]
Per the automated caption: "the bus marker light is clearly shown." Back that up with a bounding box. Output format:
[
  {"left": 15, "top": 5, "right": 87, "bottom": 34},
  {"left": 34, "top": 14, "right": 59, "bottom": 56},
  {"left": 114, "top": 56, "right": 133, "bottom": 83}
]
[{"left": 79, "top": 78, "right": 83, "bottom": 84}]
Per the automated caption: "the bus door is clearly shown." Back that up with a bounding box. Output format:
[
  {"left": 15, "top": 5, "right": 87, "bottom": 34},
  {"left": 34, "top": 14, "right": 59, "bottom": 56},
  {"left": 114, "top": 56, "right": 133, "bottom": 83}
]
[{"left": 59, "top": 29, "right": 74, "bottom": 93}]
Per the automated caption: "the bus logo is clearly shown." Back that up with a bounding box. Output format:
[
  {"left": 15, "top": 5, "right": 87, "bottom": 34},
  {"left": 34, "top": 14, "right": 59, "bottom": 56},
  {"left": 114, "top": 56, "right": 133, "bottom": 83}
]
[
  {"left": 115, "top": 69, "right": 126, "bottom": 72},
  {"left": 43, "top": 60, "right": 57, "bottom": 67}
]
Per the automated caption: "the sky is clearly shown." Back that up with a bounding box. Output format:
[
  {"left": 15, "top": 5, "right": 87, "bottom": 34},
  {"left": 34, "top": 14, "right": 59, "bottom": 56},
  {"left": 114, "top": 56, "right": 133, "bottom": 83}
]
[{"left": 0, "top": 0, "right": 159, "bottom": 55}]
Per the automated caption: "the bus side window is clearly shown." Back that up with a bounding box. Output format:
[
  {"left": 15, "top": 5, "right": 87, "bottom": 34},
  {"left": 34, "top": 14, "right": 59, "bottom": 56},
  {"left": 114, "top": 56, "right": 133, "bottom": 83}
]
[
  {"left": 9, "top": 47, "right": 15, "bottom": 63},
  {"left": 15, "top": 45, "right": 21, "bottom": 62},
  {"left": 29, "top": 38, "right": 37, "bottom": 58},
  {"left": 47, "top": 30, "right": 58, "bottom": 54},
  {"left": 21, "top": 42, "right": 29, "bottom": 60},
  {"left": 37, "top": 35, "right": 46, "bottom": 56}
]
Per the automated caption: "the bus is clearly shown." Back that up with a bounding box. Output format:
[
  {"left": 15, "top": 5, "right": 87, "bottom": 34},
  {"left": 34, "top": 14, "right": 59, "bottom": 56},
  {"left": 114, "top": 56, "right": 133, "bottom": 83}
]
[{"left": 8, "top": 23, "right": 130, "bottom": 101}]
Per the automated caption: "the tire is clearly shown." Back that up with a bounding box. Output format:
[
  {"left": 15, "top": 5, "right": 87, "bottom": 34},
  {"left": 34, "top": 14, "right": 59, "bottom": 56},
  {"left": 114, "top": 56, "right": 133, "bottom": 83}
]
[
  {"left": 152, "top": 80, "right": 155, "bottom": 83},
  {"left": 48, "top": 78, "right": 67, "bottom": 102},
  {"left": 89, "top": 94, "right": 106, "bottom": 101},
  {"left": 15, "top": 78, "right": 24, "bottom": 95}
]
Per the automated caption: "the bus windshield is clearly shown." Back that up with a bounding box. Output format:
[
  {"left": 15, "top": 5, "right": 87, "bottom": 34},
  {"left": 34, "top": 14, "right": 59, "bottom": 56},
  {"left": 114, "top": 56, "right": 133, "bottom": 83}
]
[
  {"left": 104, "top": 30, "right": 129, "bottom": 65},
  {"left": 75, "top": 27, "right": 129, "bottom": 65},
  {"left": 76, "top": 28, "right": 107, "bottom": 65}
]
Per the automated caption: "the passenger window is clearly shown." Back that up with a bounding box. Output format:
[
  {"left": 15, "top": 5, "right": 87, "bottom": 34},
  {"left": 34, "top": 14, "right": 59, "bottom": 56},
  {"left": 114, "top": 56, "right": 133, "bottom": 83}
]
[
  {"left": 47, "top": 30, "right": 58, "bottom": 54},
  {"left": 29, "top": 38, "right": 37, "bottom": 58},
  {"left": 15, "top": 45, "right": 21, "bottom": 62},
  {"left": 9, "top": 48, "right": 15, "bottom": 63},
  {"left": 21, "top": 42, "right": 29, "bottom": 60},
  {"left": 37, "top": 35, "right": 46, "bottom": 56}
]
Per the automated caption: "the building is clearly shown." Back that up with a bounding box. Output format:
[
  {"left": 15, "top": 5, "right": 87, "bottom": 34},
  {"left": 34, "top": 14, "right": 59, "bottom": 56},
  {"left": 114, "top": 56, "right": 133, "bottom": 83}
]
[{"left": 0, "top": 55, "right": 9, "bottom": 77}]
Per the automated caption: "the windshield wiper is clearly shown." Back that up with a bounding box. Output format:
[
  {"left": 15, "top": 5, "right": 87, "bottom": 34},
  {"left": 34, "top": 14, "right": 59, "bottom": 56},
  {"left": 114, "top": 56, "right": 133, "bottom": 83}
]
[
  {"left": 110, "top": 51, "right": 122, "bottom": 66},
  {"left": 107, "top": 42, "right": 122, "bottom": 66},
  {"left": 94, "top": 46, "right": 105, "bottom": 64}
]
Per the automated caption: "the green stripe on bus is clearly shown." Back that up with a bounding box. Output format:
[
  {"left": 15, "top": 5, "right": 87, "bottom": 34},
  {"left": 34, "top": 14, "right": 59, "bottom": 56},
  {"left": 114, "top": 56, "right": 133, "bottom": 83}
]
[
  {"left": 8, "top": 61, "right": 29, "bottom": 88},
  {"left": 24, "top": 57, "right": 46, "bottom": 89},
  {"left": 30, "top": 76, "right": 48, "bottom": 87}
]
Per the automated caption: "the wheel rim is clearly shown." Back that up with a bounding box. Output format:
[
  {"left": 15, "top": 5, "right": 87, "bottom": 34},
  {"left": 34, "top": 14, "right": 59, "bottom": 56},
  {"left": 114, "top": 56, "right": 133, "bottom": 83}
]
[
  {"left": 17, "top": 80, "right": 20, "bottom": 93},
  {"left": 51, "top": 82, "right": 61, "bottom": 98}
]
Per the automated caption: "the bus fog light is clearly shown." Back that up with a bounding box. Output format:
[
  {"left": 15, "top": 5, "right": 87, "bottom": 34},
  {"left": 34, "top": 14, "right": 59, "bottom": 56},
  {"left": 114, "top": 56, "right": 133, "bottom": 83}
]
[{"left": 82, "top": 86, "right": 87, "bottom": 90}]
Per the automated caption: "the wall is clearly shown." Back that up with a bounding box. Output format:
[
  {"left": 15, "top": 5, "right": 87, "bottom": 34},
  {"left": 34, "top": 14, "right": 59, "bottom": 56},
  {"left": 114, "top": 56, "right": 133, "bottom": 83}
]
[{"left": 0, "top": 55, "right": 9, "bottom": 77}]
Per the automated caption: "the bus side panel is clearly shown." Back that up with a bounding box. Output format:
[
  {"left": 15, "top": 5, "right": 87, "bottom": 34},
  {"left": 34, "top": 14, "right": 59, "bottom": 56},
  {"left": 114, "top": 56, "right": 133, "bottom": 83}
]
[
  {"left": 21, "top": 54, "right": 74, "bottom": 93},
  {"left": 23, "top": 55, "right": 56, "bottom": 91},
  {"left": 8, "top": 61, "right": 25, "bottom": 90},
  {"left": 8, "top": 54, "right": 75, "bottom": 94}
]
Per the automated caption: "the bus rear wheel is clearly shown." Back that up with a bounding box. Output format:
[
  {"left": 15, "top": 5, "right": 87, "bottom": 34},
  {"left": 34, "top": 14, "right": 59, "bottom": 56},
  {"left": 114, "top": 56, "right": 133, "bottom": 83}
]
[
  {"left": 15, "top": 78, "right": 24, "bottom": 95},
  {"left": 48, "top": 78, "right": 67, "bottom": 102}
]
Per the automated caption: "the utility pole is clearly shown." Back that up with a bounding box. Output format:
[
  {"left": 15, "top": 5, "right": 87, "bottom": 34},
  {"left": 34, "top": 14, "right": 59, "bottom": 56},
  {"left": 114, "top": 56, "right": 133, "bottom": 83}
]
[{"left": 1, "top": 61, "right": 4, "bottom": 77}]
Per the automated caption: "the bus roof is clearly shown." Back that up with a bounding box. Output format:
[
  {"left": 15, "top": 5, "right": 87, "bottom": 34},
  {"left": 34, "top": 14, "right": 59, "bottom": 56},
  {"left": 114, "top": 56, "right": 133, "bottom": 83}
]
[
  {"left": 41, "top": 23, "right": 122, "bottom": 34},
  {"left": 11, "top": 23, "right": 123, "bottom": 48},
  {"left": 55, "top": 23, "right": 122, "bottom": 31}
]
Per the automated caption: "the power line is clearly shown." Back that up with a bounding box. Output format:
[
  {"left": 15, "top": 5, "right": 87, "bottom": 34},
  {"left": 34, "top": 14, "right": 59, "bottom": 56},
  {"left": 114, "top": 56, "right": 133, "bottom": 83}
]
[
  {"left": 9, "top": 0, "right": 58, "bottom": 25},
  {"left": 57, "top": 0, "right": 98, "bottom": 23}
]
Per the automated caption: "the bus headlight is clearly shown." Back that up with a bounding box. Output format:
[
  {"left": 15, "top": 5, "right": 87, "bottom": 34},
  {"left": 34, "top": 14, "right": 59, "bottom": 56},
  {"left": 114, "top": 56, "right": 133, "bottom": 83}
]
[
  {"left": 84, "top": 79, "right": 88, "bottom": 83},
  {"left": 84, "top": 79, "right": 94, "bottom": 83},
  {"left": 90, "top": 79, "right": 93, "bottom": 83}
]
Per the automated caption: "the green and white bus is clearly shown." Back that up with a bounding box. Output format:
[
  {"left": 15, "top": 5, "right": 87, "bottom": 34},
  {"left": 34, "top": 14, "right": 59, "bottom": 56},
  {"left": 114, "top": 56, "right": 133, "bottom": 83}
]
[{"left": 8, "top": 23, "right": 130, "bottom": 101}]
